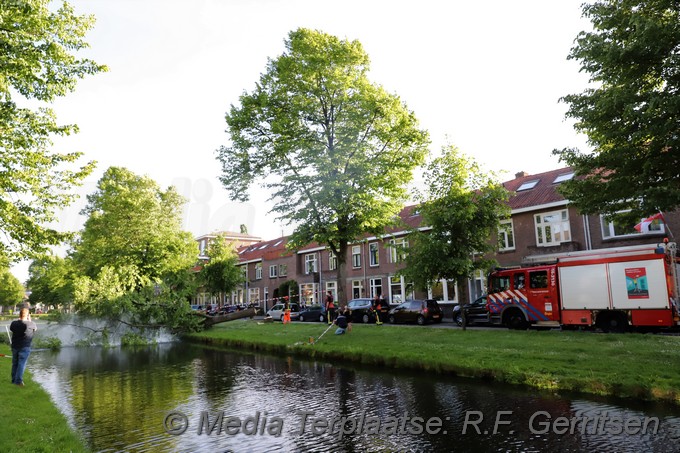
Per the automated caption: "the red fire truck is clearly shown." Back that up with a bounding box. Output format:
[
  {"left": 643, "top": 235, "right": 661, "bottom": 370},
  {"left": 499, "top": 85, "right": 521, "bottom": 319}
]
[{"left": 483, "top": 241, "right": 680, "bottom": 331}]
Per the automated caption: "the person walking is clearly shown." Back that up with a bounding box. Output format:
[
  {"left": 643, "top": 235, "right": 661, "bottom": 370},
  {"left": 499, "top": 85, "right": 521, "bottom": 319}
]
[{"left": 10, "top": 308, "right": 38, "bottom": 387}]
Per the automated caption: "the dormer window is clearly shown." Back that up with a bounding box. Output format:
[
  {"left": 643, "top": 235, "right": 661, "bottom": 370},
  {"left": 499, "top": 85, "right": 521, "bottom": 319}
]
[
  {"left": 517, "top": 179, "right": 539, "bottom": 191},
  {"left": 552, "top": 173, "right": 574, "bottom": 184}
]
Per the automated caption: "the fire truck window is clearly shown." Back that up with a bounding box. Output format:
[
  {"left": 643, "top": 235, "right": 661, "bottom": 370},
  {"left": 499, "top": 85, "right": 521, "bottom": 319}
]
[
  {"left": 490, "top": 276, "right": 510, "bottom": 293},
  {"left": 514, "top": 274, "right": 526, "bottom": 289},
  {"left": 529, "top": 271, "right": 548, "bottom": 289}
]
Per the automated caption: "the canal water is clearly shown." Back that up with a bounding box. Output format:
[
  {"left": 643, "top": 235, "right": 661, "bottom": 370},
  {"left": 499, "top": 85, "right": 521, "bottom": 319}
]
[{"left": 28, "top": 342, "right": 680, "bottom": 452}]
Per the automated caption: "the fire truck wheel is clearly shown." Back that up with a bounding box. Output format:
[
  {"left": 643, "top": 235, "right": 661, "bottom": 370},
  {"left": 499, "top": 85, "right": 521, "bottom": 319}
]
[
  {"left": 505, "top": 311, "right": 528, "bottom": 330},
  {"left": 596, "top": 313, "right": 629, "bottom": 333}
]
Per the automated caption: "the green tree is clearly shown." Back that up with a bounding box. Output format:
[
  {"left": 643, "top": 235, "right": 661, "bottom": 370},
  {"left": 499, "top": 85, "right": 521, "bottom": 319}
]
[
  {"left": 0, "top": 0, "right": 106, "bottom": 262},
  {"left": 0, "top": 268, "right": 24, "bottom": 308},
  {"left": 399, "top": 146, "right": 510, "bottom": 307},
  {"left": 554, "top": 0, "right": 680, "bottom": 221},
  {"left": 217, "top": 28, "right": 430, "bottom": 305},
  {"left": 198, "top": 235, "right": 243, "bottom": 303},
  {"left": 27, "top": 254, "right": 74, "bottom": 309},
  {"left": 70, "top": 167, "right": 200, "bottom": 330}
]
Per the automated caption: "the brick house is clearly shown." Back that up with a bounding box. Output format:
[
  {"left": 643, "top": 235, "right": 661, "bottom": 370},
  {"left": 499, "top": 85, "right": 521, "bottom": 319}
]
[
  {"left": 496, "top": 167, "right": 678, "bottom": 268},
  {"left": 198, "top": 166, "right": 680, "bottom": 313}
]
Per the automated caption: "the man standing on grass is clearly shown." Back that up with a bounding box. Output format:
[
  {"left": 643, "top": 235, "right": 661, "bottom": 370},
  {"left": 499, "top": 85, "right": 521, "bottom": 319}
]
[{"left": 10, "top": 308, "right": 37, "bottom": 387}]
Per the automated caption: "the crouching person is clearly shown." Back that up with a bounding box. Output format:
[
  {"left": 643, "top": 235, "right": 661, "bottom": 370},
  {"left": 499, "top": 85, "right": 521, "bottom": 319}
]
[{"left": 334, "top": 309, "right": 350, "bottom": 335}]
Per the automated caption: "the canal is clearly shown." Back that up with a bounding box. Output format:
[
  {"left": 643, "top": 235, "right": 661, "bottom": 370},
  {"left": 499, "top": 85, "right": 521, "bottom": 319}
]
[{"left": 28, "top": 342, "right": 680, "bottom": 452}]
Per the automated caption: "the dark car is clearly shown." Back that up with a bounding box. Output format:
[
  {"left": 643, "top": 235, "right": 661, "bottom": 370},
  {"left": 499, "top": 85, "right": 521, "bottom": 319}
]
[
  {"left": 453, "top": 295, "right": 490, "bottom": 326},
  {"left": 298, "top": 305, "right": 326, "bottom": 322},
  {"left": 388, "top": 299, "right": 443, "bottom": 325},
  {"left": 346, "top": 298, "right": 379, "bottom": 324}
]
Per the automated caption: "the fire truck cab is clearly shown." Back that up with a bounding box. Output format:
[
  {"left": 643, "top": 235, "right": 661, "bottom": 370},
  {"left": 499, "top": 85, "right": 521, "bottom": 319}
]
[{"left": 486, "top": 264, "right": 561, "bottom": 329}]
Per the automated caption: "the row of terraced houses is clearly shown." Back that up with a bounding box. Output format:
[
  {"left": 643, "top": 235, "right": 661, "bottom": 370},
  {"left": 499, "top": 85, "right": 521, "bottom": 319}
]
[{"left": 193, "top": 166, "right": 680, "bottom": 315}]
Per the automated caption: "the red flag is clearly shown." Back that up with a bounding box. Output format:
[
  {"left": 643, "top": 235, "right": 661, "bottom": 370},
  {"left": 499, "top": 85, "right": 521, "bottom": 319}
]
[{"left": 634, "top": 212, "right": 665, "bottom": 233}]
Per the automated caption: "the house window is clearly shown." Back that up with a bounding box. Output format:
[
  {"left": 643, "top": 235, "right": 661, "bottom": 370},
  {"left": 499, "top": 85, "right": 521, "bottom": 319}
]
[
  {"left": 370, "top": 278, "right": 382, "bottom": 298},
  {"left": 328, "top": 252, "right": 337, "bottom": 271},
  {"left": 498, "top": 220, "right": 515, "bottom": 251},
  {"left": 305, "top": 254, "right": 317, "bottom": 274},
  {"left": 248, "top": 287, "right": 260, "bottom": 304},
  {"left": 389, "top": 238, "right": 408, "bottom": 263},
  {"left": 389, "top": 275, "right": 413, "bottom": 304},
  {"left": 601, "top": 213, "right": 665, "bottom": 238},
  {"left": 269, "top": 265, "right": 278, "bottom": 278},
  {"left": 352, "top": 280, "right": 363, "bottom": 299},
  {"left": 352, "top": 246, "right": 361, "bottom": 268},
  {"left": 517, "top": 179, "right": 539, "bottom": 191},
  {"left": 326, "top": 281, "right": 337, "bottom": 303},
  {"left": 369, "top": 242, "right": 379, "bottom": 267},
  {"left": 279, "top": 263, "right": 287, "bottom": 277},
  {"left": 535, "top": 210, "right": 571, "bottom": 247},
  {"left": 255, "top": 263, "right": 262, "bottom": 280},
  {"left": 300, "top": 283, "right": 317, "bottom": 305}
]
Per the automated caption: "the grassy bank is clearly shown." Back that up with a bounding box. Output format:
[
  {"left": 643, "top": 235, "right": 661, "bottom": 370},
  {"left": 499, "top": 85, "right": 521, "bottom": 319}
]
[
  {"left": 0, "top": 345, "right": 89, "bottom": 453},
  {"left": 186, "top": 320, "right": 680, "bottom": 405}
]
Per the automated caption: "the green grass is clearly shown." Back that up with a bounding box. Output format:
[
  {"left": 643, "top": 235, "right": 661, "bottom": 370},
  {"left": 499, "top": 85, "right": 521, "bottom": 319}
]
[
  {"left": 0, "top": 345, "right": 89, "bottom": 453},
  {"left": 186, "top": 320, "right": 680, "bottom": 405}
]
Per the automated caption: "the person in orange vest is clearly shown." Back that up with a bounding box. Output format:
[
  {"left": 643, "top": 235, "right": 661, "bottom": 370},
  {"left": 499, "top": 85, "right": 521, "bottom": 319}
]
[
  {"left": 325, "top": 291, "right": 335, "bottom": 325},
  {"left": 373, "top": 294, "right": 384, "bottom": 325},
  {"left": 283, "top": 299, "right": 291, "bottom": 324}
]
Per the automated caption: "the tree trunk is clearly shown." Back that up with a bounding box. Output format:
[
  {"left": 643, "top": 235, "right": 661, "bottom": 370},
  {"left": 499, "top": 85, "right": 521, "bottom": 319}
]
[
  {"left": 457, "top": 276, "right": 470, "bottom": 331},
  {"left": 335, "top": 240, "right": 349, "bottom": 308}
]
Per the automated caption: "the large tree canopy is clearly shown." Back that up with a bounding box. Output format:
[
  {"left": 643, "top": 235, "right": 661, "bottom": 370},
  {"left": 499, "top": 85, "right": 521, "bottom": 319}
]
[
  {"left": 217, "top": 28, "right": 430, "bottom": 305},
  {"left": 0, "top": 268, "right": 24, "bottom": 307},
  {"left": 0, "top": 1, "right": 106, "bottom": 262},
  {"left": 27, "top": 254, "right": 74, "bottom": 308},
  {"left": 399, "top": 146, "right": 510, "bottom": 302},
  {"left": 554, "top": 0, "right": 680, "bottom": 220},
  {"left": 69, "top": 167, "right": 200, "bottom": 329}
]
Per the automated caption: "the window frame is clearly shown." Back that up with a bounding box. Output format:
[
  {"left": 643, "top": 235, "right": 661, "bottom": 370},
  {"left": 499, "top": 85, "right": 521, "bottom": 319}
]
[
  {"left": 352, "top": 245, "right": 361, "bottom": 269},
  {"left": 498, "top": 219, "right": 516, "bottom": 251},
  {"left": 535, "top": 209, "right": 571, "bottom": 247},
  {"left": 369, "top": 242, "right": 379, "bottom": 267}
]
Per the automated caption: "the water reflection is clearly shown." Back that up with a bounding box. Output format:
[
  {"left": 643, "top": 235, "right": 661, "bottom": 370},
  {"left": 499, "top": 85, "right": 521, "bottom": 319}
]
[{"left": 29, "top": 344, "right": 680, "bottom": 452}]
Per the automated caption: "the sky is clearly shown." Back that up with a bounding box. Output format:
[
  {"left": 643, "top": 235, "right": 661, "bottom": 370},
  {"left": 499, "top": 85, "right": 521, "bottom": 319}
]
[{"left": 13, "top": 0, "right": 595, "bottom": 281}]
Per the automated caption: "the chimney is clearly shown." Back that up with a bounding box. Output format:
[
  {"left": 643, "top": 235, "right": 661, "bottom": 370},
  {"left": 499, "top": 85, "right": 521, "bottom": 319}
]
[{"left": 515, "top": 171, "right": 528, "bottom": 179}]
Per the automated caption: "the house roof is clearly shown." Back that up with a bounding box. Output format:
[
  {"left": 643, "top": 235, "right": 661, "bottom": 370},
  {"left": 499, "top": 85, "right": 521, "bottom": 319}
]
[
  {"left": 217, "top": 168, "right": 576, "bottom": 264},
  {"left": 236, "top": 236, "right": 291, "bottom": 263},
  {"left": 195, "top": 230, "right": 262, "bottom": 241},
  {"left": 504, "top": 167, "right": 573, "bottom": 211}
]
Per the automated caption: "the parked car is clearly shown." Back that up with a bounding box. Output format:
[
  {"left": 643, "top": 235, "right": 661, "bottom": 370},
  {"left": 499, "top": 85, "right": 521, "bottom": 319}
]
[
  {"left": 388, "top": 299, "right": 443, "bottom": 325},
  {"left": 266, "top": 303, "right": 301, "bottom": 321},
  {"left": 298, "top": 305, "right": 326, "bottom": 322},
  {"left": 453, "top": 295, "right": 490, "bottom": 326},
  {"left": 345, "top": 298, "right": 380, "bottom": 323}
]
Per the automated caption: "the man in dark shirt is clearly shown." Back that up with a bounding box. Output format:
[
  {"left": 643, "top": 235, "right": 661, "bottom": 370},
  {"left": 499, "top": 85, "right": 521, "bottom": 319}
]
[
  {"left": 10, "top": 308, "right": 38, "bottom": 386},
  {"left": 334, "top": 309, "right": 350, "bottom": 335}
]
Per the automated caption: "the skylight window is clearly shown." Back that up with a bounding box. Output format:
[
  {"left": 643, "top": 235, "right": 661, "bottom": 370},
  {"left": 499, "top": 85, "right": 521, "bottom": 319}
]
[
  {"left": 273, "top": 240, "right": 283, "bottom": 246},
  {"left": 258, "top": 244, "right": 269, "bottom": 250},
  {"left": 517, "top": 179, "right": 539, "bottom": 191},
  {"left": 552, "top": 172, "right": 574, "bottom": 184}
]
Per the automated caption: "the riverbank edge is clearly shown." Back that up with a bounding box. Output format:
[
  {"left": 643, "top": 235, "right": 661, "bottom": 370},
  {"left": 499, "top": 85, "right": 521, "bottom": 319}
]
[
  {"left": 184, "top": 325, "right": 680, "bottom": 407},
  {"left": 0, "top": 345, "right": 90, "bottom": 453}
]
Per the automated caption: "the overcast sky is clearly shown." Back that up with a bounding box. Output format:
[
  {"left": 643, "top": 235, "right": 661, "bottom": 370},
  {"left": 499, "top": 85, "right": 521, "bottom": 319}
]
[{"left": 13, "top": 0, "right": 595, "bottom": 280}]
